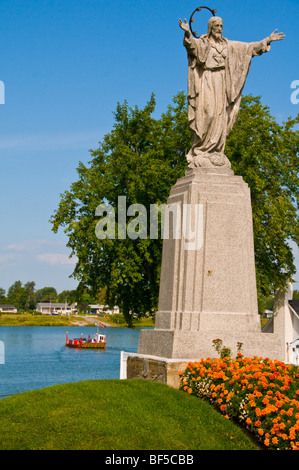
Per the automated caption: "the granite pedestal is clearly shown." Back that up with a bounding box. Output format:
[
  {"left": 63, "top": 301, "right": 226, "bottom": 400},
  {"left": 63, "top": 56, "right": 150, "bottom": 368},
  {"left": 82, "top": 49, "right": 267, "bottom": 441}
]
[{"left": 126, "top": 166, "right": 282, "bottom": 387}]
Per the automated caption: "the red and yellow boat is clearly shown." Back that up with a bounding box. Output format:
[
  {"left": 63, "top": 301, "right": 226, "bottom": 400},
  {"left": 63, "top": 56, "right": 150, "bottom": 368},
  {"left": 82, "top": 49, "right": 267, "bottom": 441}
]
[{"left": 65, "top": 323, "right": 106, "bottom": 349}]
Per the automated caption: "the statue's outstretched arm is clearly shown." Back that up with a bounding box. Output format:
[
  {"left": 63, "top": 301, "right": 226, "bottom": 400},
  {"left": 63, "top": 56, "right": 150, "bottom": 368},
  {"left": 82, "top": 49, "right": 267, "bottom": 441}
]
[
  {"left": 251, "top": 29, "right": 285, "bottom": 56},
  {"left": 266, "top": 29, "right": 285, "bottom": 44},
  {"left": 179, "top": 18, "right": 191, "bottom": 36}
]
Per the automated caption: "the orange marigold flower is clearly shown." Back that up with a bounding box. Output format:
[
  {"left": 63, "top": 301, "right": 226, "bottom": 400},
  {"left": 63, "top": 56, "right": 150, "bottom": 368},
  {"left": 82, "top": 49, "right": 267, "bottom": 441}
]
[
  {"left": 264, "top": 438, "right": 269, "bottom": 446},
  {"left": 187, "top": 388, "right": 192, "bottom": 394},
  {"left": 258, "top": 428, "right": 264, "bottom": 436}
]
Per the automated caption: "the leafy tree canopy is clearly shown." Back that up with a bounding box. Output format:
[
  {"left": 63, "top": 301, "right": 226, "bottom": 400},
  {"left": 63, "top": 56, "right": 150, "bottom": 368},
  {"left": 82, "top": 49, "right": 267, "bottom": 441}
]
[
  {"left": 226, "top": 96, "right": 299, "bottom": 311},
  {"left": 35, "top": 287, "right": 58, "bottom": 303},
  {"left": 51, "top": 92, "right": 299, "bottom": 325}
]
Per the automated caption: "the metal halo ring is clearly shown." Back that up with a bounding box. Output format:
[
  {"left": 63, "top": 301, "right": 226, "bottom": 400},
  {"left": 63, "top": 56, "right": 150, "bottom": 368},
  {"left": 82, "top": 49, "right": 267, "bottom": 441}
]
[{"left": 189, "top": 6, "right": 217, "bottom": 38}]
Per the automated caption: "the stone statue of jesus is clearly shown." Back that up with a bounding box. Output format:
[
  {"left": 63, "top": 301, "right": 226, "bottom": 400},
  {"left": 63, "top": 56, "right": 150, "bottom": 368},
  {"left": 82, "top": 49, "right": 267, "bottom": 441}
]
[{"left": 179, "top": 16, "right": 285, "bottom": 168}]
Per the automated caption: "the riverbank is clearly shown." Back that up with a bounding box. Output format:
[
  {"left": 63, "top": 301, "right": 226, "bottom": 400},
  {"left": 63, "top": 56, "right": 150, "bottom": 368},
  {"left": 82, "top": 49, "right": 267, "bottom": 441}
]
[
  {"left": 0, "top": 313, "right": 154, "bottom": 328},
  {"left": 0, "top": 313, "right": 101, "bottom": 327}
]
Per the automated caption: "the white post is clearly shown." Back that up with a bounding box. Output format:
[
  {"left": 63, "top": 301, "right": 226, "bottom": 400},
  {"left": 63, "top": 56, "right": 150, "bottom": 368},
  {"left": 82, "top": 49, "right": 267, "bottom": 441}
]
[
  {"left": 120, "top": 351, "right": 129, "bottom": 380},
  {"left": 0, "top": 81, "right": 5, "bottom": 105},
  {"left": 0, "top": 341, "right": 4, "bottom": 364}
]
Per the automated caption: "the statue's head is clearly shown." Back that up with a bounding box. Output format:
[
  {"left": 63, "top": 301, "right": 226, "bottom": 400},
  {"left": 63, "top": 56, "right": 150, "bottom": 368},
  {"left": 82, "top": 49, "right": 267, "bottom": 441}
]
[{"left": 207, "top": 16, "right": 223, "bottom": 40}]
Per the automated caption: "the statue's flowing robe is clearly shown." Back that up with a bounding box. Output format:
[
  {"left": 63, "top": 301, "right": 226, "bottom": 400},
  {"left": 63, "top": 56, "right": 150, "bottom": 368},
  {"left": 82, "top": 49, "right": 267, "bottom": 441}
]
[{"left": 183, "top": 34, "right": 270, "bottom": 160}]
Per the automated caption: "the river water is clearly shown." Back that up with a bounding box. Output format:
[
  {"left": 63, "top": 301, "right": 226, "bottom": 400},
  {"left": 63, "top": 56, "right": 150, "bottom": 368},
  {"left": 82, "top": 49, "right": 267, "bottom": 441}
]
[{"left": 0, "top": 326, "right": 147, "bottom": 398}]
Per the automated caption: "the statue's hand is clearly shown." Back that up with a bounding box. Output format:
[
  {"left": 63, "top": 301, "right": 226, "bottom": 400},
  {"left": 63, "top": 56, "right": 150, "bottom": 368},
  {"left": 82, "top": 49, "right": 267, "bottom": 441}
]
[
  {"left": 268, "top": 29, "right": 285, "bottom": 42},
  {"left": 179, "top": 18, "right": 190, "bottom": 33}
]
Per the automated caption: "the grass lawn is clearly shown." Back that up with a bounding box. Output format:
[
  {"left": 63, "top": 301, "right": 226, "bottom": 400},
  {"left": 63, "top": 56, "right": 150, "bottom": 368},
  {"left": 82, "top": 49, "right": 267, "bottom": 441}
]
[{"left": 0, "top": 379, "right": 261, "bottom": 450}]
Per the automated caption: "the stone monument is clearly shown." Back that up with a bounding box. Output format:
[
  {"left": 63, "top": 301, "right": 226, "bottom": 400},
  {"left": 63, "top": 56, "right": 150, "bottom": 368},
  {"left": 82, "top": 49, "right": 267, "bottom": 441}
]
[{"left": 125, "top": 10, "right": 286, "bottom": 388}]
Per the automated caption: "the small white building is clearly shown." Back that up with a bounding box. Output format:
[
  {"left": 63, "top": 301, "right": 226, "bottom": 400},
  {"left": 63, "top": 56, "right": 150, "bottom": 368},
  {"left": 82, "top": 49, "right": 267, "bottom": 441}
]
[
  {"left": 289, "top": 338, "right": 299, "bottom": 366},
  {"left": 272, "top": 282, "right": 299, "bottom": 365},
  {"left": 89, "top": 305, "right": 104, "bottom": 315},
  {"left": 0, "top": 305, "right": 17, "bottom": 313},
  {"left": 264, "top": 309, "right": 273, "bottom": 318},
  {"left": 36, "top": 302, "right": 77, "bottom": 315},
  {"left": 89, "top": 305, "right": 120, "bottom": 315}
]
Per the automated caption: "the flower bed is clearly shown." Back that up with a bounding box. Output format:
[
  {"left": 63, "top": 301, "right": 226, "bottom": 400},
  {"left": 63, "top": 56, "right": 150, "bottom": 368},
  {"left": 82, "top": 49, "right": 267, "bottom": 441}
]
[{"left": 179, "top": 352, "right": 299, "bottom": 450}]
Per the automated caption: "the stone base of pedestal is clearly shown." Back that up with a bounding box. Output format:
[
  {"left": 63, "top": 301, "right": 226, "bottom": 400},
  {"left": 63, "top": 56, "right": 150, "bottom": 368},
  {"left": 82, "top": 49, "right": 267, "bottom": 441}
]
[
  {"left": 126, "top": 353, "right": 193, "bottom": 389},
  {"left": 134, "top": 167, "right": 283, "bottom": 368},
  {"left": 125, "top": 329, "right": 283, "bottom": 389},
  {"left": 137, "top": 328, "right": 284, "bottom": 362}
]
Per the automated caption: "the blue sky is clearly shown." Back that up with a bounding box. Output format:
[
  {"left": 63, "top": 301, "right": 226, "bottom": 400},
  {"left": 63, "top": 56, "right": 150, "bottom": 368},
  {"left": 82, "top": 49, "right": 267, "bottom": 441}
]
[{"left": 0, "top": 0, "right": 298, "bottom": 294}]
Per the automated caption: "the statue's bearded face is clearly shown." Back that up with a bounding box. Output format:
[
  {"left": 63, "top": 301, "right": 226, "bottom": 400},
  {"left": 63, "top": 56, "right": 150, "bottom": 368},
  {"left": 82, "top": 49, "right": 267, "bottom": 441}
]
[{"left": 209, "top": 18, "right": 223, "bottom": 40}]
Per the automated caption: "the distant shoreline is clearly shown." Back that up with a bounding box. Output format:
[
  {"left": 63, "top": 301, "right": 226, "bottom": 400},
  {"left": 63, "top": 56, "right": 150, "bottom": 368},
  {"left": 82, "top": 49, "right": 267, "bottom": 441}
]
[
  {"left": 0, "top": 313, "right": 154, "bottom": 328},
  {"left": 0, "top": 314, "right": 108, "bottom": 327}
]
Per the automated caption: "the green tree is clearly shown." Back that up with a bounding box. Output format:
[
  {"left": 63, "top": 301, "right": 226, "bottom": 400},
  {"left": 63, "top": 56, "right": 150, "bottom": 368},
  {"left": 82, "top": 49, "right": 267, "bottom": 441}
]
[
  {"left": 57, "top": 290, "right": 78, "bottom": 303},
  {"left": 96, "top": 286, "right": 107, "bottom": 305},
  {"left": 7, "top": 281, "right": 37, "bottom": 310},
  {"left": 225, "top": 95, "right": 299, "bottom": 310},
  {"left": 0, "top": 288, "right": 6, "bottom": 301},
  {"left": 35, "top": 287, "right": 58, "bottom": 303},
  {"left": 7, "top": 281, "right": 25, "bottom": 310},
  {"left": 51, "top": 93, "right": 299, "bottom": 325},
  {"left": 24, "top": 281, "right": 36, "bottom": 311},
  {"left": 51, "top": 93, "right": 189, "bottom": 326}
]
